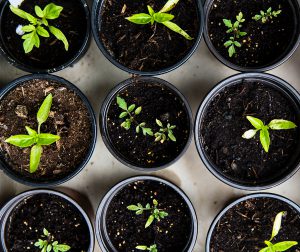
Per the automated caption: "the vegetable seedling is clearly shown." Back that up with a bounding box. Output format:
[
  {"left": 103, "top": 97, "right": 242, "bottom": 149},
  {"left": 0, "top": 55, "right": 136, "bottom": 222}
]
[
  {"left": 253, "top": 7, "right": 282, "bottom": 23},
  {"left": 34, "top": 228, "right": 71, "bottom": 252},
  {"left": 136, "top": 244, "right": 158, "bottom": 252},
  {"left": 10, "top": 3, "right": 69, "bottom": 53},
  {"left": 5, "top": 94, "right": 60, "bottom": 173},
  {"left": 223, "top": 12, "right": 247, "bottom": 57},
  {"left": 125, "top": 0, "right": 193, "bottom": 40},
  {"left": 127, "top": 199, "right": 169, "bottom": 228},
  {"left": 259, "top": 211, "right": 298, "bottom": 252},
  {"left": 154, "top": 119, "right": 176, "bottom": 143},
  {"left": 242, "top": 116, "right": 297, "bottom": 153}
]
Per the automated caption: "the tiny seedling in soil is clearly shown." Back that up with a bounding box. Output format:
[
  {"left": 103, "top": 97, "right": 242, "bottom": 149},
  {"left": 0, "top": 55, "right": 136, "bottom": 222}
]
[
  {"left": 125, "top": 0, "right": 193, "bottom": 40},
  {"left": 154, "top": 119, "right": 176, "bottom": 143},
  {"left": 127, "top": 199, "right": 169, "bottom": 228},
  {"left": 5, "top": 94, "right": 60, "bottom": 173},
  {"left": 259, "top": 211, "right": 298, "bottom": 252},
  {"left": 223, "top": 12, "right": 247, "bottom": 57},
  {"left": 253, "top": 7, "right": 282, "bottom": 24},
  {"left": 10, "top": 3, "right": 68, "bottom": 53},
  {"left": 242, "top": 116, "right": 297, "bottom": 153},
  {"left": 136, "top": 244, "right": 158, "bottom": 252},
  {"left": 34, "top": 228, "right": 71, "bottom": 252}
]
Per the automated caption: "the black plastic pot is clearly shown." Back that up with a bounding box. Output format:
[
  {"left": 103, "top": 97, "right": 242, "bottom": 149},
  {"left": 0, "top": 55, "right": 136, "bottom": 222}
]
[
  {"left": 100, "top": 76, "right": 193, "bottom": 171},
  {"left": 194, "top": 72, "right": 300, "bottom": 190},
  {"left": 205, "top": 193, "right": 300, "bottom": 251},
  {"left": 203, "top": 0, "right": 300, "bottom": 72},
  {"left": 91, "top": 0, "right": 204, "bottom": 76},
  {"left": 0, "top": 74, "right": 97, "bottom": 187},
  {"left": 0, "top": 189, "right": 94, "bottom": 252},
  {"left": 95, "top": 175, "right": 198, "bottom": 252},
  {"left": 0, "top": 0, "right": 90, "bottom": 73}
]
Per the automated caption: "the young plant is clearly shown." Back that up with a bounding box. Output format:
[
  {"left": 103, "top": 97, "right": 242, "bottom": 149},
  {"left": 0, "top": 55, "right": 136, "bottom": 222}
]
[
  {"left": 154, "top": 119, "right": 176, "bottom": 143},
  {"left": 10, "top": 3, "right": 69, "bottom": 53},
  {"left": 127, "top": 199, "right": 169, "bottom": 228},
  {"left": 223, "top": 12, "right": 247, "bottom": 57},
  {"left": 5, "top": 94, "right": 60, "bottom": 173},
  {"left": 136, "top": 244, "right": 158, "bottom": 252},
  {"left": 34, "top": 228, "right": 71, "bottom": 252},
  {"left": 253, "top": 7, "right": 282, "bottom": 23},
  {"left": 242, "top": 116, "right": 297, "bottom": 153},
  {"left": 259, "top": 212, "right": 298, "bottom": 252},
  {"left": 125, "top": 0, "right": 193, "bottom": 40}
]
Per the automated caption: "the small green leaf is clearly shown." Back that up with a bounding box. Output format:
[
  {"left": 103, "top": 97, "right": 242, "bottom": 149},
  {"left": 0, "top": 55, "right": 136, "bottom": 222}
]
[
  {"left": 228, "top": 44, "right": 235, "bottom": 57},
  {"left": 224, "top": 40, "right": 233, "bottom": 47},
  {"left": 30, "top": 145, "right": 42, "bottom": 173},
  {"left": 147, "top": 5, "right": 155, "bottom": 16},
  {"left": 234, "top": 41, "right": 241, "bottom": 47},
  {"left": 136, "top": 125, "right": 140, "bottom": 133},
  {"left": 136, "top": 209, "right": 143, "bottom": 215},
  {"left": 48, "top": 26, "right": 69, "bottom": 51},
  {"left": 265, "top": 240, "right": 273, "bottom": 247},
  {"left": 270, "top": 211, "right": 285, "bottom": 241},
  {"left": 156, "top": 119, "right": 163, "bottom": 127},
  {"left": 36, "top": 26, "right": 50, "bottom": 37},
  {"left": 37, "top": 94, "right": 53, "bottom": 125},
  {"left": 239, "top": 31, "right": 247, "bottom": 36},
  {"left": 37, "top": 134, "right": 60, "bottom": 145},
  {"left": 145, "top": 215, "right": 155, "bottom": 228},
  {"left": 135, "top": 106, "right": 142, "bottom": 115},
  {"left": 119, "top": 111, "right": 128, "bottom": 118},
  {"left": 153, "top": 13, "right": 174, "bottom": 23},
  {"left": 35, "top": 5, "right": 44, "bottom": 18},
  {"left": 242, "top": 129, "right": 257, "bottom": 139},
  {"left": 143, "top": 128, "right": 153, "bottom": 136},
  {"left": 136, "top": 246, "right": 148, "bottom": 250},
  {"left": 153, "top": 199, "right": 158, "bottom": 206},
  {"left": 22, "top": 31, "right": 38, "bottom": 53},
  {"left": 268, "top": 119, "right": 297, "bottom": 130},
  {"left": 5, "top": 135, "right": 35, "bottom": 147},
  {"left": 162, "top": 21, "right": 193, "bottom": 40},
  {"left": 128, "top": 104, "right": 136, "bottom": 112},
  {"left": 223, "top": 19, "right": 232, "bottom": 28},
  {"left": 246, "top": 116, "right": 264, "bottom": 129},
  {"left": 127, "top": 205, "right": 140, "bottom": 211},
  {"left": 260, "top": 127, "right": 270, "bottom": 153},
  {"left": 22, "top": 25, "right": 35, "bottom": 32},
  {"left": 168, "top": 132, "right": 176, "bottom": 142},
  {"left": 47, "top": 244, "right": 52, "bottom": 252},
  {"left": 43, "top": 3, "right": 63, "bottom": 19},
  {"left": 55, "top": 244, "right": 71, "bottom": 251},
  {"left": 25, "top": 126, "right": 37, "bottom": 136},
  {"left": 117, "top": 97, "right": 127, "bottom": 110},
  {"left": 159, "top": 0, "right": 179, "bottom": 13},
  {"left": 43, "top": 228, "right": 49, "bottom": 236},
  {"left": 126, "top": 13, "right": 153, "bottom": 24},
  {"left": 271, "top": 241, "right": 298, "bottom": 251}
]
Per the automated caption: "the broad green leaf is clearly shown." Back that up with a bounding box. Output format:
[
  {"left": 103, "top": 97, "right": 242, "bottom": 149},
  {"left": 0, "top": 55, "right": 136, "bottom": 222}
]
[
  {"left": 35, "top": 5, "right": 44, "bottom": 18},
  {"left": 168, "top": 132, "right": 176, "bottom": 141},
  {"left": 126, "top": 13, "right": 152, "bottom": 24},
  {"left": 246, "top": 116, "right": 264, "bottom": 129},
  {"left": 162, "top": 21, "right": 193, "bottom": 40},
  {"left": 147, "top": 5, "right": 155, "bottom": 16},
  {"left": 271, "top": 241, "right": 298, "bottom": 251},
  {"left": 116, "top": 97, "right": 127, "bottom": 110},
  {"left": 36, "top": 26, "right": 50, "bottom": 37},
  {"left": 160, "top": 0, "right": 179, "bottom": 13},
  {"left": 270, "top": 211, "right": 285, "bottom": 241},
  {"left": 10, "top": 5, "right": 29, "bottom": 19},
  {"left": 30, "top": 145, "right": 42, "bottom": 173},
  {"left": 268, "top": 119, "right": 297, "bottom": 130},
  {"left": 260, "top": 127, "right": 270, "bottom": 152},
  {"left": 55, "top": 244, "right": 71, "bottom": 251},
  {"left": 128, "top": 104, "right": 136, "bottom": 112},
  {"left": 242, "top": 129, "right": 257, "bottom": 139},
  {"left": 224, "top": 40, "right": 233, "bottom": 47},
  {"left": 46, "top": 244, "right": 52, "bottom": 252},
  {"left": 145, "top": 215, "right": 155, "bottom": 228},
  {"left": 43, "top": 3, "right": 63, "bottom": 19},
  {"left": 234, "top": 41, "right": 241, "bottom": 47},
  {"left": 223, "top": 19, "right": 232, "bottom": 28},
  {"left": 136, "top": 246, "right": 148, "bottom": 250},
  {"left": 25, "top": 126, "right": 37, "bottom": 136},
  {"left": 48, "top": 26, "right": 69, "bottom": 51},
  {"left": 5, "top": 135, "right": 35, "bottom": 147},
  {"left": 22, "top": 25, "right": 35, "bottom": 32},
  {"left": 228, "top": 44, "right": 235, "bottom": 57},
  {"left": 37, "top": 134, "right": 60, "bottom": 145},
  {"left": 127, "top": 205, "right": 140, "bottom": 211},
  {"left": 37, "top": 94, "right": 53, "bottom": 125},
  {"left": 119, "top": 111, "right": 128, "bottom": 118},
  {"left": 135, "top": 106, "right": 142, "bottom": 115},
  {"left": 142, "top": 128, "right": 153, "bottom": 136},
  {"left": 22, "top": 31, "right": 37, "bottom": 53},
  {"left": 153, "top": 13, "right": 174, "bottom": 23}
]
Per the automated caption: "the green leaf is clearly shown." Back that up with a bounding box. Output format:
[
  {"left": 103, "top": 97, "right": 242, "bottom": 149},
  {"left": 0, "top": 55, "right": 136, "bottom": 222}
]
[
  {"left": 135, "top": 106, "right": 142, "bottom": 115},
  {"left": 160, "top": 0, "right": 179, "bottom": 12},
  {"left": 48, "top": 26, "right": 69, "bottom": 51},
  {"left": 37, "top": 134, "right": 60, "bottom": 145},
  {"left": 36, "top": 26, "right": 50, "bottom": 37},
  {"left": 55, "top": 244, "right": 71, "bottom": 251},
  {"left": 43, "top": 228, "right": 49, "bottom": 236},
  {"left": 42, "top": 18, "right": 49, "bottom": 26},
  {"left": 35, "top": 5, "right": 44, "bottom": 18},
  {"left": 30, "top": 145, "right": 42, "bottom": 173},
  {"left": 43, "top": 3, "right": 63, "bottom": 19},
  {"left": 136, "top": 246, "right": 148, "bottom": 250},
  {"left": 22, "top": 25, "right": 36, "bottom": 32},
  {"left": 168, "top": 132, "right": 176, "bottom": 141},
  {"left": 117, "top": 97, "right": 127, "bottom": 110},
  {"left": 156, "top": 119, "right": 163, "bottom": 127},
  {"left": 147, "top": 5, "right": 155, "bottom": 16},
  {"left": 260, "top": 127, "right": 270, "bottom": 153},
  {"left": 223, "top": 19, "right": 232, "bottom": 28},
  {"left": 246, "top": 116, "right": 264, "bottom": 129},
  {"left": 5, "top": 135, "right": 35, "bottom": 147},
  {"left": 145, "top": 215, "right": 155, "bottom": 228},
  {"left": 264, "top": 240, "right": 273, "bottom": 247},
  {"left": 37, "top": 94, "right": 53, "bottom": 125},
  {"left": 22, "top": 31, "right": 38, "bottom": 53},
  {"left": 224, "top": 40, "right": 233, "bottom": 47},
  {"left": 153, "top": 13, "right": 174, "bottom": 23},
  {"left": 126, "top": 13, "right": 153, "bottom": 24},
  {"left": 25, "top": 126, "right": 37, "bottom": 136},
  {"left": 268, "top": 119, "right": 297, "bottom": 130},
  {"left": 119, "top": 111, "right": 128, "bottom": 118},
  {"left": 10, "top": 5, "right": 28, "bottom": 19},
  {"left": 128, "top": 104, "right": 136, "bottom": 112},
  {"left": 228, "top": 44, "right": 235, "bottom": 57},
  {"left": 153, "top": 199, "right": 158, "bottom": 206},
  {"left": 270, "top": 211, "right": 285, "bottom": 241},
  {"left": 127, "top": 205, "right": 140, "bottom": 211},
  {"left": 242, "top": 129, "right": 258, "bottom": 139},
  {"left": 162, "top": 21, "right": 193, "bottom": 40},
  {"left": 271, "top": 241, "right": 298, "bottom": 251},
  {"left": 234, "top": 41, "right": 241, "bottom": 47},
  {"left": 239, "top": 31, "right": 247, "bottom": 36},
  {"left": 236, "top": 12, "right": 243, "bottom": 22},
  {"left": 143, "top": 128, "right": 153, "bottom": 136},
  {"left": 47, "top": 244, "right": 52, "bottom": 252}
]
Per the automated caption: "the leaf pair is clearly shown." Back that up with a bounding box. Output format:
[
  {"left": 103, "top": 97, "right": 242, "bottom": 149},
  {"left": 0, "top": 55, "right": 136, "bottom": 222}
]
[
  {"left": 136, "top": 244, "right": 158, "bottom": 252},
  {"left": 242, "top": 116, "right": 297, "bottom": 152},
  {"left": 252, "top": 7, "right": 282, "bottom": 23}
]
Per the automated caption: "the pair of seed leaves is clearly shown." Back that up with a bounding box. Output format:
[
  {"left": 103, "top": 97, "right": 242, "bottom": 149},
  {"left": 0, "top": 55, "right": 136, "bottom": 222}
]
[
  {"left": 5, "top": 94, "right": 60, "bottom": 173},
  {"left": 136, "top": 244, "right": 158, "bottom": 252}
]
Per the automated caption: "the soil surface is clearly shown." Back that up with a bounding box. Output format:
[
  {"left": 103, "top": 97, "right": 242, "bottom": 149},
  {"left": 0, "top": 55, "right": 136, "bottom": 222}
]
[
  {"left": 0, "top": 79, "right": 93, "bottom": 182},
  {"left": 106, "top": 180, "right": 193, "bottom": 251},
  {"left": 5, "top": 193, "right": 91, "bottom": 252},
  {"left": 0, "top": 0, "right": 87, "bottom": 70},
  {"left": 200, "top": 80, "right": 300, "bottom": 185},
  {"left": 207, "top": 0, "right": 296, "bottom": 68},
  {"left": 210, "top": 197, "right": 300, "bottom": 251},
  {"left": 106, "top": 78, "right": 190, "bottom": 168},
  {"left": 99, "top": 0, "right": 200, "bottom": 72}
]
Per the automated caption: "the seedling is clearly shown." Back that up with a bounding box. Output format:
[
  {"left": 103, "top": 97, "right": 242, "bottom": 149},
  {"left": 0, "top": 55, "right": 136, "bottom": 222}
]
[
  {"left": 34, "top": 228, "right": 71, "bottom": 252},
  {"left": 5, "top": 94, "right": 60, "bottom": 173},
  {"left": 136, "top": 244, "right": 158, "bottom": 252},
  {"left": 253, "top": 7, "right": 282, "bottom": 23},
  {"left": 125, "top": 0, "right": 193, "bottom": 40},
  {"left": 223, "top": 12, "right": 247, "bottom": 57},
  {"left": 242, "top": 116, "right": 297, "bottom": 153},
  {"left": 10, "top": 3, "right": 68, "bottom": 53},
  {"left": 127, "top": 199, "right": 169, "bottom": 228},
  {"left": 154, "top": 119, "right": 176, "bottom": 143},
  {"left": 259, "top": 212, "right": 298, "bottom": 252}
]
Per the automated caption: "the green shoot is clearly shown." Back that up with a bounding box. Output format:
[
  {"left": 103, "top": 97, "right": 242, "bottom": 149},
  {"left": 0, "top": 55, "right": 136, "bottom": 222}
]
[
  {"left": 136, "top": 244, "right": 158, "bottom": 252},
  {"left": 125, "top": 0, "right": 192, "bottom": 40},
  {"left": 242, "top": 116, "right": 297, "bottom": 153},
  {"left": 34, "top": 228, "right": 71, "bottom": 252},
  {"left": 253, "top": 7, "right": 282, "bottom": 23},
  {"left": 259, "top": 212, "right": 298, "bottom": 252},
  {"left": 5, "top": 94, "right": 60, "bottom": 173},
  {"left": 223, "top": 12, "right": 247, "bottom": 57},
  {"left": 10, "top": 3, "right": 68, "bottom": 53},
  {"left": 154, "top": 119, "right": 176, "bottom": 143},
  {"left": 127, "top": 199, "right": 168, "bottom": 228}
]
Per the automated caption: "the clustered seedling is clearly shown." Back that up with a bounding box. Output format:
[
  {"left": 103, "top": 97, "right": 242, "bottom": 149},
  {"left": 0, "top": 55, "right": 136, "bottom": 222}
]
[
  {"left": 10, "top": 3, "right": 69, "bottom": 53},
  {"left": 127, "top": 199, "right": 169, "bottom": 228},
  {"left": 125, "top": 0, "right": 192, "bottom": 40},
  {"left": 117, "top": 96, "right": 177, "bottom": 143},
  {"left": 259, "top": 211, "right": 298, "bottom": 252},
  {"left": 253, "top": 7, "right": 282, "bottom": 23},
  {"left": 34, "top": 228, "right": 71, "bottom": 252},
  {"left": 136, "top": 244, "right": 158, "bottom": 252},
  {"left": 242, "top": 116, "right": 297, "bottom": 153},
  {"left": 5, "top": 94, "right": 60, "bottom": 173}
]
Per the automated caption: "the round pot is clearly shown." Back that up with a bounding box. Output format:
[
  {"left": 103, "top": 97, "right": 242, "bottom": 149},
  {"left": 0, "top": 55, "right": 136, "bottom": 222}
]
[
  {"left": 203, "top": 0, "right": 300, "bottom": 72},
  {"left": 194, "top": 72, "right": 300, "bottom": 190},
  {"left": 100, "top": 76, "right": 193, "bottom": 171},
  {"left": 0, "top": 74, "right": 97, "bottom": 187},
  {"left": 91, "top": 0, "right": 204, "bottom": 76},
  {"left": 0, "top": 0, "right": 90, "bottom": 73},
  {"left": 95, "top": 175, "right": 198, "bottom": 252},
  {"left": 206, "top": 193, "right": 300, "bottom": 251},
  {"left": 0, "top": 189, "right": 94, "bottom": 252}
]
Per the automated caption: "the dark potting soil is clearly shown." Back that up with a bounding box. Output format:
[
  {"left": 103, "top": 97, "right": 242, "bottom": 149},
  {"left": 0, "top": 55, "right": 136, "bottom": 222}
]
[
  {"left": 106, "top": 180, "right": 193, "bottom": 251},
  {"left": 106, "top": 79, "right": 190, "bottom": 168},
  {"left": 99, "top": 0, "right": 200, "bottom": 72},
  {"left": 210, "top": 197, "right": 300, "bottom": 251},
  {"left": 200, "top": 80, "right": 300, "bottom": 185},
  {"left": 0, "top": 79, "right": 93, "bottom": 181},
  {"left": 0, "top": 0, "right": 87, "bottom": 70},
  {"left": 5, "top": 193, "right": 90, "bottom": 252},
  {"left": 207, "top": 0, "right": 296, "bottom": 68}
]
